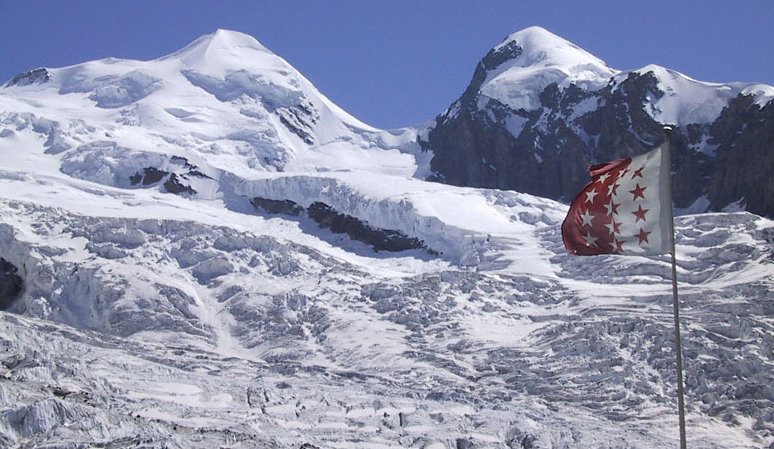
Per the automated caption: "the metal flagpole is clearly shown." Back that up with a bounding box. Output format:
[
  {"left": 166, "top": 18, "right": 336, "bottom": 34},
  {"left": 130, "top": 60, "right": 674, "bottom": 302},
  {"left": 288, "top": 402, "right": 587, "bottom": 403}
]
[{"left": 663, "top": 126, "right": 687, "bottom": 449}]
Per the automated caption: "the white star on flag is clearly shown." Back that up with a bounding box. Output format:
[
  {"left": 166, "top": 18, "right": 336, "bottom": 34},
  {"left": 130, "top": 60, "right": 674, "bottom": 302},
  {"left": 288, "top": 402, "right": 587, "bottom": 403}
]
[
  {"left": 582, "top": 232, "right": 598, "bottom": 247},
  {"left": 585, "top": 188, "right": 598, "bottom": 204},
  {"left": 580, "top": 209, "right": 594, "bottom": 227}
]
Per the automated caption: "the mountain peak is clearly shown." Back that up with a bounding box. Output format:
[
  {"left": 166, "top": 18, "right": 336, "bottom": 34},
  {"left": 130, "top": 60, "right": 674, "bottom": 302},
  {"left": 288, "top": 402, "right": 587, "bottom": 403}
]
[
  {"left": 205, "top": 29, "right": 268, "bottom": 51},
  {"left": 474, "top": 26, "right": 616, "bottom": 111},
  {"left": 501, "top": 25, "right": 562, "bottom": 47},
  {"left": 494, "top": 26, "right": 611, "bottom": 72},
  {"left": 164, "top": 29, "right": 272, "bottom": 67}
]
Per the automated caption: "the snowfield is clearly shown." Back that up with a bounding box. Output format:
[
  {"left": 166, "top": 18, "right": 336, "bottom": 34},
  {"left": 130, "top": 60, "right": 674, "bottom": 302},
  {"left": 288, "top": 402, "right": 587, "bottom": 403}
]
[{"left": 0, "top": 29, "right": 772, "bottom": 448}]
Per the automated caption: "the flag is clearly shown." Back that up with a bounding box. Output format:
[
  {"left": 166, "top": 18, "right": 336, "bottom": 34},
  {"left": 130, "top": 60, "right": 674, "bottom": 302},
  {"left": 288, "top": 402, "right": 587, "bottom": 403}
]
[{"left": 562, "top": 145, "right": 672, "bottom": 256}]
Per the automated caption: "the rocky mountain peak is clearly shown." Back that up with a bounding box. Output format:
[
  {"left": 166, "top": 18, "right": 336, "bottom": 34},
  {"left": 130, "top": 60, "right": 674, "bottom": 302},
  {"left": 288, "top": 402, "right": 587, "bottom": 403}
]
[
  {"left": 471, "top": 27, "right": 616, "bottom": 112},
  {"left": 424, "top": 26, "right": 774, "bottom": 217},
  {"left": 4, "top": 67, "right": 52, "bottom": 88}
]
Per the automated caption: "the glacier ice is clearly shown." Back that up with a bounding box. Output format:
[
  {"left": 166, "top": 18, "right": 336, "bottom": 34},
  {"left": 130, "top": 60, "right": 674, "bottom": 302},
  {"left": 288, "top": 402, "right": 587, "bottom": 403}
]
[{"left": 0, "top": 28, "right": 772, "bottom": 449}]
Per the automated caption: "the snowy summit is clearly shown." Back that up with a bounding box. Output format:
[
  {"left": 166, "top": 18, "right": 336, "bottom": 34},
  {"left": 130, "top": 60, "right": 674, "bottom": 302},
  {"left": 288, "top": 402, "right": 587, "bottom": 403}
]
[{"left": 477, "top": 26, "right": 617, "bottom": 111}]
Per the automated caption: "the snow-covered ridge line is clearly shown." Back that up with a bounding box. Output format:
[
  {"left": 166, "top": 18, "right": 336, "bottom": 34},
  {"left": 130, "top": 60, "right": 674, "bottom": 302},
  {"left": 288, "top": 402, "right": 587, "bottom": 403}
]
[
  {"left": 472, "top": 27, "right": 772, "bottom": 119},
  {"left": 623, "top": 64, "right": 774, "bottom": 125},
  {"left": 0, "top": 28, "right": 414, "bottom": 181},
  {"left": 477, "top": 26, "right": 617, "bottom": 112}
]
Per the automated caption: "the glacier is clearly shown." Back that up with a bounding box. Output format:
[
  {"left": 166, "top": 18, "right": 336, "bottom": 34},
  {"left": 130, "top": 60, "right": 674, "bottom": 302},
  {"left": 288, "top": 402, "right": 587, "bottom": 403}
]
[{"left": 0, "top": 28, "right": 772, "bottom": 448}]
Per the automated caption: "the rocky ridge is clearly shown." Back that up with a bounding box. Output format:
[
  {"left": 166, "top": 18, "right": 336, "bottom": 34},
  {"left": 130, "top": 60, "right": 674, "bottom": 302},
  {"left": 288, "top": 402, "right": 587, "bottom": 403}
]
[{"left": 422, "top": 27, "right": 774, "bottom": 217}]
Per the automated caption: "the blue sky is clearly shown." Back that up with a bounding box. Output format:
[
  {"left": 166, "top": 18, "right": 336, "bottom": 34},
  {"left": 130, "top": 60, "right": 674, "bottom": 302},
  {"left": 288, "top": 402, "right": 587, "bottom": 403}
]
[{"left": 1, "top": 1, "right": 772, "bottom": 129}]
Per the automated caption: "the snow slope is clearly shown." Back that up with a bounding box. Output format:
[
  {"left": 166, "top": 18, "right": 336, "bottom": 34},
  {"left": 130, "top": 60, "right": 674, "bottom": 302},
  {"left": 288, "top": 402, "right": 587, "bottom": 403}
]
[
  {"left": 1, "top": 29, "right": 423, "bottom": 179},
  {"left": 628, "top": 64, "right": 774, "bottom": 127},
  {"left": 0, "top": 29, "right": 772, "bottom": 448}
]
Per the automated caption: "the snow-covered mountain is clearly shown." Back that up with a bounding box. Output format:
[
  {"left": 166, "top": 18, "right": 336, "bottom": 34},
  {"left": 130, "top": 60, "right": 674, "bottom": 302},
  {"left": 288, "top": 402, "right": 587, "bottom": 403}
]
[
  {"left": 1, "top": 28, "right": 773, "bottom": 448},
  {"left": 423, "top": 26, "right": 774, "bottom": 217},
  {"left": 1, "top": 29, "right": 424, "bottom": 181}
]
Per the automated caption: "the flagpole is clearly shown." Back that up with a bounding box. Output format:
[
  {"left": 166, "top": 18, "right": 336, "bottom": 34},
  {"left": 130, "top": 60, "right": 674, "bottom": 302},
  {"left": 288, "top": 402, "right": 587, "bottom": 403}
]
[{"left": 663, "top": 126, "right": 687, "bottom": 449}]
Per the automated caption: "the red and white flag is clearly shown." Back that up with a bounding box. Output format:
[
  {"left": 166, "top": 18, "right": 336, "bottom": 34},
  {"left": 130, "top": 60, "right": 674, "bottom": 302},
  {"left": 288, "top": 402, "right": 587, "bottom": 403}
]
[{"left": 562, "top": 145, "right": 672, "bottom": 256}]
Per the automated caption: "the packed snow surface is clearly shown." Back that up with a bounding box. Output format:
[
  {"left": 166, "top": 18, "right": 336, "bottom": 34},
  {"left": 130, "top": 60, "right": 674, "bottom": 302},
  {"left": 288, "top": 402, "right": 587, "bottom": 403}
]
[{"left": 0, "top": 28, "right": 772, "bottom": 448}]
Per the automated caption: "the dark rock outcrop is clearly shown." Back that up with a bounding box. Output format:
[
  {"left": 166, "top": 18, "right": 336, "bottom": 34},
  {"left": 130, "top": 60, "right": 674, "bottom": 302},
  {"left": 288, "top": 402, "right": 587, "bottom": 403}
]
[
  {"left": 5, "top": 68, "right": 51, "bottom": 87},
  {"left": 250, "top": 197, "right": 304, "bottom": 216},
  {"left": 129, "top": 156, "right": 208, "bottom": 196},
  {"left": 277, "top": 100, "right": 318, "bottom": 145},
  {"left": 163, "top": 174, "right": 196, "bottom": 195},
  {"left": 707, "top": 95, "right": 774, "bottom": 217},
  {"left": 130, "top": 167, "right": 168, "bottom": 186},
  {"left": 307, "top": 202, "right": 425, "bottom": 252},
  {"left": 250, "top": 198, "right": 426, "bottom": 252},
  {"left": 0, "top": 258, "right": 23, "bottom": 310}
]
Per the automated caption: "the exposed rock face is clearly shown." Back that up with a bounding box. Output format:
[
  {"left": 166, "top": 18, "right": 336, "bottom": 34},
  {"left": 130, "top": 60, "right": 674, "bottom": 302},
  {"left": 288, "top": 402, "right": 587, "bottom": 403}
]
[
  {"left": 163, "top": 173, "right": 196, "bottom": 195},
  {"left": 250, "top": 197, "right": 304, "bottom": 216},
  {"left": 276, "top": 100, "right": 319, "bottom": 145},
  {"left": 251, "top": 197, "right": 426, "bottom": 252},
  {"left": 5, "top": 68, "right": 51, "bottom": 87},
  {"left": 707, "top": 95, "right": 774, "bottom": 217},
  {"left": 0, "top": 258, "right": 23, "bottom": 310},
  {"left": 129, "top": 167, "right": 167, "bottom": 186},
  {"left": 129, "top": 156, "right": 211, "bottom": 196},
  {"left": 307, "top": 202, "right": 426, "bottom": 252},
  {"left": 422, "top": 30, "right": 774, "bottom": 217}
]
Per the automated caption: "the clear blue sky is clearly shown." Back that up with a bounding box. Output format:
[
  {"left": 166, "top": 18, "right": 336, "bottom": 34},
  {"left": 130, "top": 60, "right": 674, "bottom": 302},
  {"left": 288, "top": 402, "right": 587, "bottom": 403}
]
[{"left": 1, "top": 1, "right": 772, "bottom": 129}]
